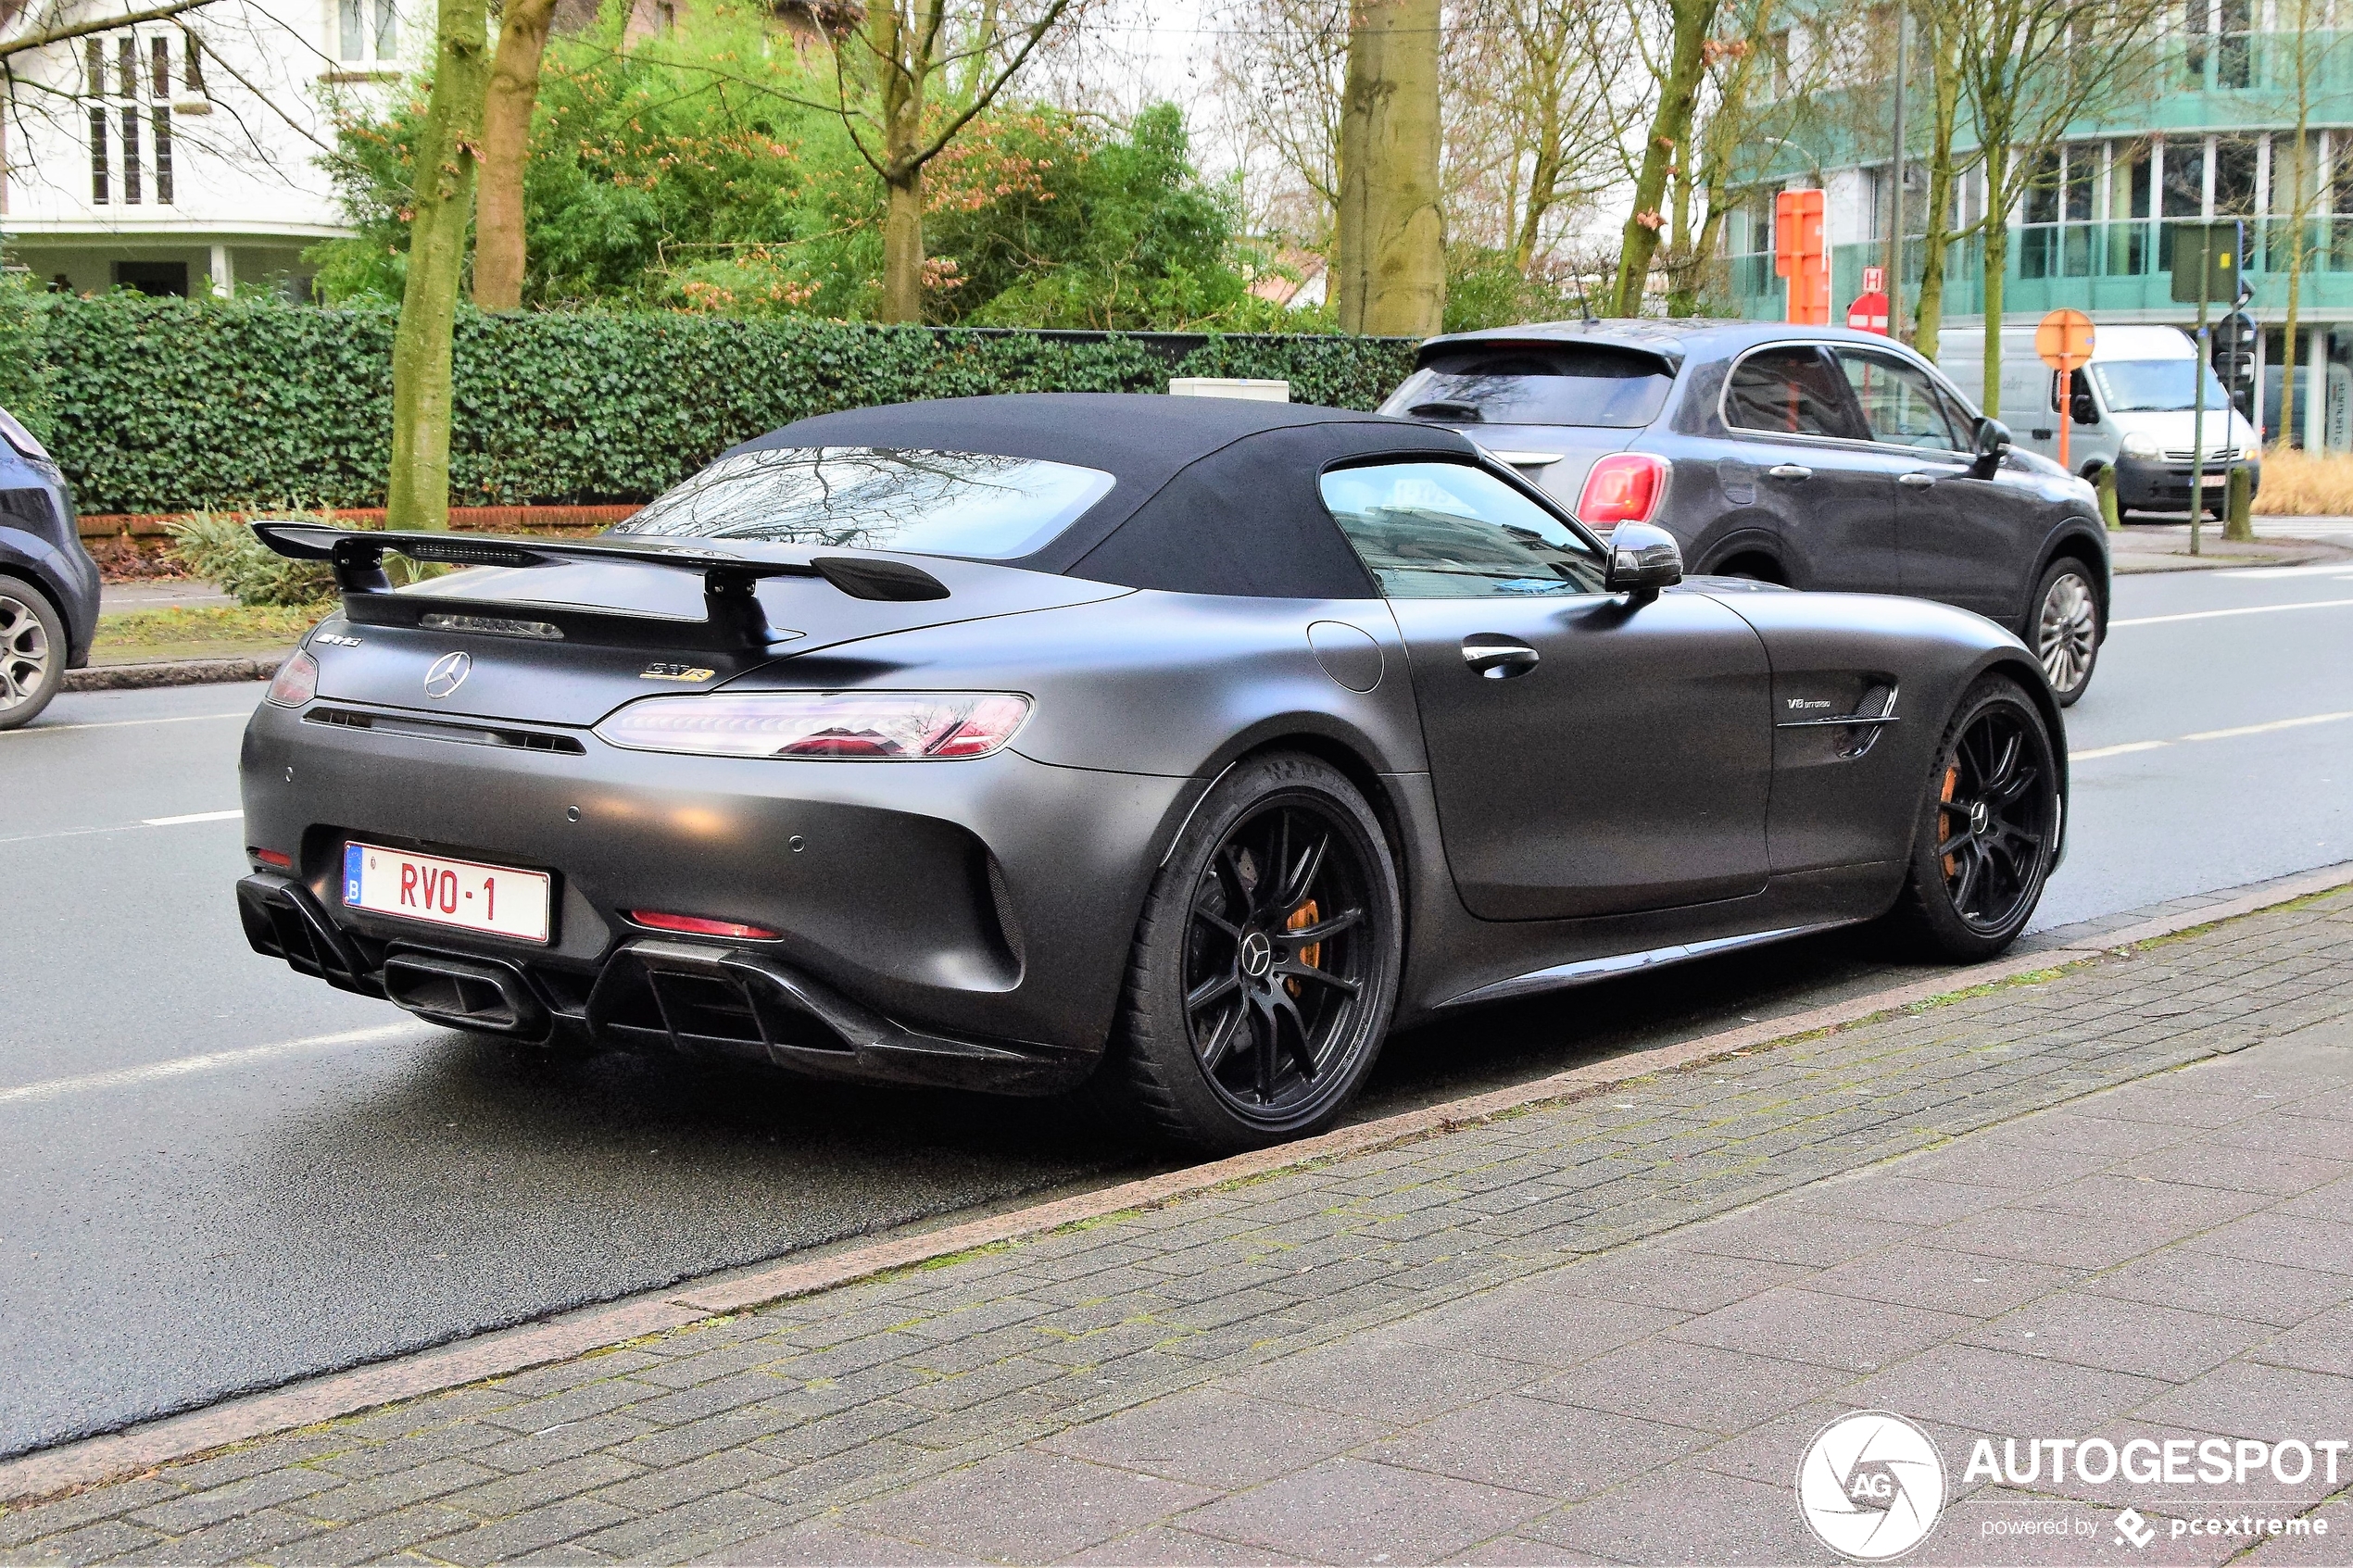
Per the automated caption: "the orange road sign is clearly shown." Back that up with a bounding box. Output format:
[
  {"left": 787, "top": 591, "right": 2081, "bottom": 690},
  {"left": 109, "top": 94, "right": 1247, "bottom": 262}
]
[{"left": 2037, "top": 310, "right": 2096, "bottom": 470}]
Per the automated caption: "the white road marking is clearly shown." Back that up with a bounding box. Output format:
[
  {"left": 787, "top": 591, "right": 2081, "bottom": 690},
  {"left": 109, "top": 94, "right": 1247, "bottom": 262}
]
[
  {"left": 0, "top": 1022, "right": 422, "bottom": 1110},
  {"left": 143, "top": 809, "right": 244, "bottom": 826},
  {"left": 2074, "top": 709, "right": 2353, "bottom": 763},
  {"left": 2213, "top": 561, "right": 2353, "bottom": 579},
  {"left": 2111, "top": 596, "right": 2353, "bottom": 627},
  {"left": 2071, "top": 740, "right": 2171, "bottom": 760},
  {"left": 1, "top": 710, "right": 251, "bottom": 737}
]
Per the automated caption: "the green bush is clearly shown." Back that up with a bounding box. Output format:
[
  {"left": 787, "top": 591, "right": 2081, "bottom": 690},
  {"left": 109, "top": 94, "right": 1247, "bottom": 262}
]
[
  {"left": 165, "top": 513, "right": 339, "bottom": 606},
  {"left": 25, "top": 294, "right": 1421, "bottom": 515}
]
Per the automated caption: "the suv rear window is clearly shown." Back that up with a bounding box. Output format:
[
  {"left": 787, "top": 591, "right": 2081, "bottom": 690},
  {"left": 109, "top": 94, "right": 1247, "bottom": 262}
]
[{"left": 1380, "top": 345, "right": 1676, "bottom": 428}]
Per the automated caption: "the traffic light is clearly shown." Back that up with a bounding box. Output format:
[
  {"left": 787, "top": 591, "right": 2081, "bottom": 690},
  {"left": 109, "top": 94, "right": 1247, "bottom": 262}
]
[{"left": 2212, "top": 310, "right": 2257, "bottom": 389}]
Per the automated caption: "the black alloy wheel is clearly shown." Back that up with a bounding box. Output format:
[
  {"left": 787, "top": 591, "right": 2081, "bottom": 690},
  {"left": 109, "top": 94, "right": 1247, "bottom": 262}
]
[
  {"left": 1888, "top": 677, "right": 2060, "bottom": 960},
  {"left": 1104, "top": 751, "right": 1402, "bottom": 1151}
]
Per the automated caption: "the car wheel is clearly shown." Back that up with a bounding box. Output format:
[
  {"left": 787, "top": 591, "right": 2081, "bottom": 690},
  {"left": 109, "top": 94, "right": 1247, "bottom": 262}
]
[
  {"left": 1101, "top": 750, "right": 1403, "bottom": 1152},
  {"left": 0, "top": 581, "right": 66, "bottom": 731},
  {"left": 2028, "top": 559, "right": 2100, "bottom": 706},
  {"left": 1886, "top": 677, "right": 2061, "bottom": 961}
]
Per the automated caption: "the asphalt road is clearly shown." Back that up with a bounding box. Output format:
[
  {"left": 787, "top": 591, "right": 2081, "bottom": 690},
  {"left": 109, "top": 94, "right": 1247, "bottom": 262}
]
[{"left": 3, "top": 558, "right": 2349, "bottom": 1460}]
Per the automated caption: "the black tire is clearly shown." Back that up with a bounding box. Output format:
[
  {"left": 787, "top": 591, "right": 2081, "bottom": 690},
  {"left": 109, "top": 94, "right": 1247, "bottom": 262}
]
[
  {"left": 1098, "top": 750, "right": 1403, "bottom": 1152},
  {"left": 0, "top": 579, "right": 66, "bottom": 732},
  {"left": 1885, "top": 677, "right": 2061, "bottom": 962},
  {"left": 2026, "top": 558, "right": 2100, "bottom": 706}
]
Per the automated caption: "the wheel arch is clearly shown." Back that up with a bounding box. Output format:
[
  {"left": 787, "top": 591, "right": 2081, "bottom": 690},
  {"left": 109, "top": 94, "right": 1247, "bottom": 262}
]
[
  {"left": 1966, "top": 648, "right": 2072, "bottom": 865},
  {"left": 2032, "top": 521, "right": 2112, "bottom": 641}
]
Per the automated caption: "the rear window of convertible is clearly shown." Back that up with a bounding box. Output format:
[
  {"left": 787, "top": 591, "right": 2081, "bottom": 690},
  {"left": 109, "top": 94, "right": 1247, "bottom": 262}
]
[
  {"left": 610, "top": 446, "right": 1116, "bottom": 559},
  {"left": 1380, "top": 345, "right": 1675, "bottom": 428}
]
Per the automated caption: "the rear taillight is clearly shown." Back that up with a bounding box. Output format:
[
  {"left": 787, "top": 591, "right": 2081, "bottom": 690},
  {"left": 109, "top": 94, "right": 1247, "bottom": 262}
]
[
  {"left": 595, "top": 692, "right": 1032, "bottom": 760},
  {"left": 627, "top": 910, "right": 781, "bottom": 939},
  {"left": 265, "top": 648, "right": 319, "bottom": 708},
  {"left": 1576, "top": 453, "right": 1669, "bottom": 528}
]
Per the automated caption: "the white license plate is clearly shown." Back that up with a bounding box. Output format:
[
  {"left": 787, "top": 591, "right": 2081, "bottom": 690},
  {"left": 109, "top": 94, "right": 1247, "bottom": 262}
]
[
  {"left": 2201, "top": 472, "right": 2227, "bottom": 486},
  {"left": 342, "top": 842, "right": 551, "bottom": 943}
]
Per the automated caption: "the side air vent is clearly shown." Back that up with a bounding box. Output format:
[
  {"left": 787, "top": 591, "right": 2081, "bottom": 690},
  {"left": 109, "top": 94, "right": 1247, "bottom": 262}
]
[{"left": 306, "top": 707, "right": 586, "bottom": 754}]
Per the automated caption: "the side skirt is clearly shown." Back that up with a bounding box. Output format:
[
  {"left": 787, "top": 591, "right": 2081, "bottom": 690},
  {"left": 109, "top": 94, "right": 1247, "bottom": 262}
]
[{"left": 1433, "top": 917, "right": 1869, "bottom": 1010}]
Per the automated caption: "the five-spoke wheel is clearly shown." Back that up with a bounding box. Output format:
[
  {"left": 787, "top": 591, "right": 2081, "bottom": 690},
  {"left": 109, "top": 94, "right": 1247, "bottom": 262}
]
[
  {"left": 0, "top": 583, "right": 64, "bottom": 732},
  {"left": 2029, "top": 559, "right": 2100, "bottom": 706},
  {"left": 1105, "top": 751, "right": 1402, "bottom": 1150}
]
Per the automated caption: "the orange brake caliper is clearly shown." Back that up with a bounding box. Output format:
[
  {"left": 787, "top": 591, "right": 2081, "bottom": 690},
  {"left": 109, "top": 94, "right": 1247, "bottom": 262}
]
[
  {"left": 1284, "top": 901, "right": 1321, "bottom": 997},
  {"left": 1940, "top": 763, "right": 1960, "bottom": 876}
]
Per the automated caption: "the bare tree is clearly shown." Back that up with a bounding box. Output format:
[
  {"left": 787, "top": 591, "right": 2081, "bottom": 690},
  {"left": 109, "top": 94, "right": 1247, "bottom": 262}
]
[
  {"left": 1604, "top": 0, "right": 1719, "bottom": 314},
  {"left": 472, "top": 0, "right": 560, "bottom": 311},
  {"left": 1333, "top": 0, "right": 1442, "bottom": 332},
  {"left": 385, "top": 0, "right": 489, "bottom": 529},
  {"left": 1206, "top": 0, "right": 1347, "bottom": 245},
  {"left": 1441, "top": 0, "right": 1625, "bottom": 273},
  {"left": 831, "top": 0, "right": 1083, "bottom": 321},
  {"left": 1949, "top": 0, "right": 2163, "bottom": 415}
]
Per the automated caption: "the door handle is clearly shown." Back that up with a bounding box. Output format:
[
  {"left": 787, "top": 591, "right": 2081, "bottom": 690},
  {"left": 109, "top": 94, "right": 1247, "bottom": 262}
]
[
  {"left": 1462, "top": 639, "right": 1540, "bottom": 679},
  {"left": 1898, "top": 470, "right": 1939, "bottom": 487},
  {"left": 1766, "top": 463, "right": 1812, "bottom": 481}
]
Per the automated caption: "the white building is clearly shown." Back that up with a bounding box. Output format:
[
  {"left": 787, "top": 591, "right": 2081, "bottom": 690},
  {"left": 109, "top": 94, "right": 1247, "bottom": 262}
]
[{"left": 0, "top": 0, "right": 422, "bottom": 297}]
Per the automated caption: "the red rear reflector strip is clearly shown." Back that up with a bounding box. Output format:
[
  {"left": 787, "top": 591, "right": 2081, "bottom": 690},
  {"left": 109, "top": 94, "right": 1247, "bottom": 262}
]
[
  {"left": 250, "top": 847, "right": 294, "bottom": 869},
  {"left": 627, "top": 909, "right": 781, "bottom": 940}
]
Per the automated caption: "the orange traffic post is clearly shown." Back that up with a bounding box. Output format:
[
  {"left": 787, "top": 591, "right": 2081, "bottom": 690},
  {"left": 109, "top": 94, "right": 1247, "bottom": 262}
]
[
  {"left": 2035, "top": 308, "right": 2096, "bottom": 471},
  {"left": 1775, "top": 189, "right": 1830, "bottom": 325}
]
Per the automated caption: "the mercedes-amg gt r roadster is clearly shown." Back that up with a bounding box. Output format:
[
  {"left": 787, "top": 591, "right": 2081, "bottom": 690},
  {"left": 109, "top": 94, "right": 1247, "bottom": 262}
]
[{"left": 236, "top": 394, "right": 2067, "bottom": 1150}]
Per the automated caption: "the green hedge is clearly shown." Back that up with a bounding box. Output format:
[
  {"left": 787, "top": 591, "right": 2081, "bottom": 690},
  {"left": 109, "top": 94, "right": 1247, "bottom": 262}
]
[{"left": 12, "top": 295, "right": 1421, "bottom": 515}]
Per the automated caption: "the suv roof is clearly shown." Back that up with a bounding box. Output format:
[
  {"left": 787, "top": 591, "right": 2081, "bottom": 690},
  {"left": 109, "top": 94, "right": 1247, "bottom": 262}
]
[{"left": 1416, "top": 319, "right": 1931, "bottom": 370}]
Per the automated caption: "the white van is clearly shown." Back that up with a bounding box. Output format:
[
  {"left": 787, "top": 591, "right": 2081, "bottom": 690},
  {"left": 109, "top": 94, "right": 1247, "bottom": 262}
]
[{"left": 1938, "top": 323, "right": 2259, "bottom": 521}]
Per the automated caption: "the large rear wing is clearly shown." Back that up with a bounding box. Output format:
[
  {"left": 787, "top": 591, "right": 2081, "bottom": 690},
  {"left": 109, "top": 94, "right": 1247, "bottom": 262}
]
[{"left": 250, "top": 521, "right": 950, "bottom": 652}]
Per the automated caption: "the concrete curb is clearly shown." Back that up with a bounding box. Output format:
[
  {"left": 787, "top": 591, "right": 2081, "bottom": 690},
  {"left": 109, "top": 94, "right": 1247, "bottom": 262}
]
[
  {"left": 5, "top": 859, "right": 2349, "bottom": 1508},
  {"left": 63, "top": 656, "right": 283, "bottom": 693}
]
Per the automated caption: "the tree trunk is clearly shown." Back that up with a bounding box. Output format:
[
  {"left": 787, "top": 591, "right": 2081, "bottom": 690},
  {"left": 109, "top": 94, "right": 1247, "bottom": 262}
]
[
  {"left": 472, "top": 0, "right": 559, "bottom": 311},
  {"left": 1910, "top": 8, "right": 1962, "bottom": 362},
  {"left": 387, "top": 0, "right": 492, "bottom": 531},
  {"left": 1979, "top": 143, "right": 2010, "bottom": 419},
  {"left": 880, "top": 165, "right": 925, "bottom": 321},
  {"left": 1335, "top": 0, "right": 1445, "bottom": 336},
  {"left": 1606, "top": 0, "right": 1714, "bottom": 318}
]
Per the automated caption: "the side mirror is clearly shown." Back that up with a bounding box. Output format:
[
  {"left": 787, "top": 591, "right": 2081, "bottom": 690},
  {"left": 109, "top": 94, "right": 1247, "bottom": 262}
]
[
  {"left": 1605, "top": 521, "right": 1684, "bottom": 603},
  {"left": 2070, "top": 394, "right": 2098, "bottom": 426},
  {"left": 1971, "top": 418, "right": 2014, "bottom": 478}
]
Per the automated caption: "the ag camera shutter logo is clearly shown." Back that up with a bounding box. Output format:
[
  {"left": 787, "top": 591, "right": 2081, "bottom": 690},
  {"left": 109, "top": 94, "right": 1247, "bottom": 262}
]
[{"left": 1797, "top": 1411, "right": 1947, "bottom": 1561}]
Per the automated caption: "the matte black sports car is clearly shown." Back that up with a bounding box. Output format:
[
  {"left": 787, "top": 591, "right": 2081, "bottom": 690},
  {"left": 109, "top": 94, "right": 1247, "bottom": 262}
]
[{"left": 236, "top": 395, "right": 2068, "bottom": 1150}]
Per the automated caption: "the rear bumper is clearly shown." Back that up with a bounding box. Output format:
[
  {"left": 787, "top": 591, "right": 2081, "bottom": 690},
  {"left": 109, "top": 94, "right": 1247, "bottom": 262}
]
[{"left": 237, "top": 696, "right": 1193, "bottom": 1093}]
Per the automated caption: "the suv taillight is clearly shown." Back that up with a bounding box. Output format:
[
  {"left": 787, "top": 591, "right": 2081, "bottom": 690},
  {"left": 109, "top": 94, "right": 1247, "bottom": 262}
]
[{"left": 1577, "top": 453, "right": 1668, "bottom": 528}]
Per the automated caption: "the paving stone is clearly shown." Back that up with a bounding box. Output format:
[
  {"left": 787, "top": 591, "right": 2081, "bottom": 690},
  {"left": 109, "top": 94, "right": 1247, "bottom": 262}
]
[
  {"left": 839, "top": 1449, "right": 1215, "bottom": 1561},
  {"left": 1529, "top": 1337, "right": 1854, "bottom": 1435},
  {"left": 2137, "top": 1359, "right": 2353, "bottom": 1439},
  {"left": 1367, "top": 1393, "right": 1710, "bottom": 1501},
  {"left": 2081, "top": 1249, "right": 2352, "bottom": 1328},
  {"left": 254, "top": 1501, "right": 475, "bottom": 1565},
  {"left": 1804, "top": 1243, "right": 2083, "bottom": 1319},
  {"left": 1957, "top": 1289, "right": 2271, "bottom": 1382},
  {"left": 1035, "top": 1387, "right": 1391, "bottom": 1489},
  {"left": 1176, "top": 1455, "right": 1551, "bottom": 1562},
  {"left": 1841, "top": 1344, "right": 2171, "bottom": 1436},
  {"left": 426, "top": 1497, "right": 633, "bottom": 1568},
  {"left": 1226, "top": 1337, "right": 1534, "bottom": 1424},
  {"left": 1517, "top": 1461, "right": 1825, "bottom": 1564},
  {"left": 1664, "top": 1286, "right": 1975, "bottom": 1373}
]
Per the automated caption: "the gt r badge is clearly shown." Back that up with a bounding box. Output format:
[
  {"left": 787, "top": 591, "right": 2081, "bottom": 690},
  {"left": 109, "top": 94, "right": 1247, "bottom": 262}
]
[
  {"left": 423, "top": 651, "right": 472, "bottom": 699},
  {"left": 316, "top": 633, "right": 362, "bottom": 647},
  {"left": 640, "top": 662, "right": 717, "bottom": 683}
]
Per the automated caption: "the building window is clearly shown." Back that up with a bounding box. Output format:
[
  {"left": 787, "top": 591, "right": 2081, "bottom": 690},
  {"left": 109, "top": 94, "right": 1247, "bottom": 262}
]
[
  {"left": 152, "top": 107, "right": 172, "bottom": 203},
  {"left": 84, "top": 37, "right": 104, "bottom": 94},
  {"left": 184, "top": 35, "right": 204, "bottom": 91},
  {"left": 150, "top": 36, "right": 170, "bottom": 96},
  {"left": 339, "top": 0, "right": 397, "bottom": 60},
  {"left": 2214, "top": 135, "right": 2259, "bottom": 215},
  {"left": 120, "top": 105, "right": 141, "bottom": 202},
  {"left": 87, "top": 105, "right": 108, "bottom": 204},
  {"left": 116, "top": 35, "right": 137, "bottom": 98}
]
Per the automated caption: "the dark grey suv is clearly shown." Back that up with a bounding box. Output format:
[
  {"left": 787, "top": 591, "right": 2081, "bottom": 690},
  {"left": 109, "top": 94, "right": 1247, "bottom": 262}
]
[
  {"left": 0, "top": 406, "right": 99, "bottom": 729},
  {"left": 1383, "top": 320, "right": 2112, "bottom": 704}
]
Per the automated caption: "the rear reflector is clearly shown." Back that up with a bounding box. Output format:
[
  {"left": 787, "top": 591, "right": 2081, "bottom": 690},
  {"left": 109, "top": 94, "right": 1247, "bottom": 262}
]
[
  {"left": 250, "top": 847, "right": 294, "bottom": 869},
  {"left": 627, "top": 909, "right": 782, "bottom": 940}
]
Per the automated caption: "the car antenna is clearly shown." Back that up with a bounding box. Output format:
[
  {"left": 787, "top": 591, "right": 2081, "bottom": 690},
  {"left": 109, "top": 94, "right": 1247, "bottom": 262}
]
[{"left": 1572, "top": 272, "right": 1596, "bottom": 326}]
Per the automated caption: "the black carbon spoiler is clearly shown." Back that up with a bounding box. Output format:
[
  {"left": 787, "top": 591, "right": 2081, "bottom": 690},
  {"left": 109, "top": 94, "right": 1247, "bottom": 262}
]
[{"left": 250, "top": 521, "right": 949, "bottom": 652}]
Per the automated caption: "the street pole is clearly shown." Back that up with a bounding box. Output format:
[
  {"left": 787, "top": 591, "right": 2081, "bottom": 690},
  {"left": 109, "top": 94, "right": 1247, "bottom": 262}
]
[
  {"left": 1885, "top": 10, "right": 1908, "bottom": 341},
  {"left": 2192, "top": 235, "right": 2210, "bottom": 558}
]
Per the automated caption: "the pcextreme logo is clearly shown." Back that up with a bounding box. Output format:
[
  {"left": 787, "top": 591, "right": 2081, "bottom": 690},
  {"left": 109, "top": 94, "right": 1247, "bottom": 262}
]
[{"left": 1796, "top": 1411, "right": 1948, "bottom": 1561}]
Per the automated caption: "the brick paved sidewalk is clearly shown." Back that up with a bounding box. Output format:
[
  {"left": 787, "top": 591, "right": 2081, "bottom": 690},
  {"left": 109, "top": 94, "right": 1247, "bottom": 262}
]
[{"left": 6, "top": 889, "right": 2353, "bottom": 1566}]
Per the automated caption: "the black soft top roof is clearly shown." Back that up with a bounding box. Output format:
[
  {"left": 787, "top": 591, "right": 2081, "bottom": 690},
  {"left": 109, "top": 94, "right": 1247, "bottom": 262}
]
[{"left": 731, "top": 392, "right": 1481, "bottom": 599}]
